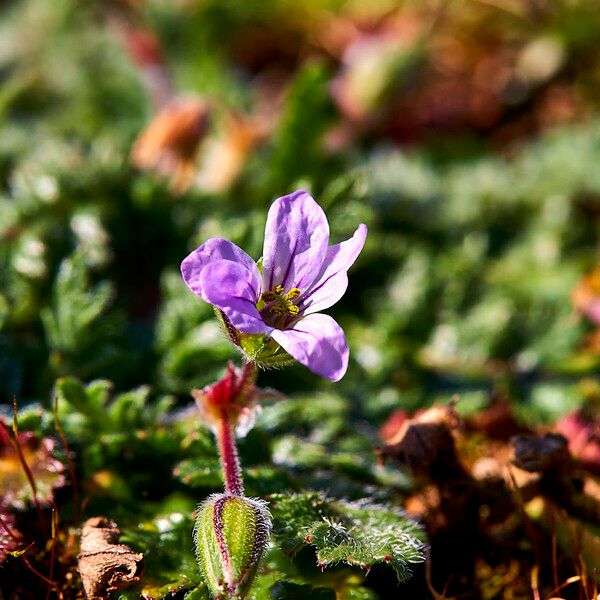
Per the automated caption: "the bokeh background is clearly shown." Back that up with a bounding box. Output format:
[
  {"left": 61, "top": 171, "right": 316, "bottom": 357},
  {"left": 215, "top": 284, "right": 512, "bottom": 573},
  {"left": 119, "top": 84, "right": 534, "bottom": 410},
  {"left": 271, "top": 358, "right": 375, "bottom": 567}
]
[
  {"left": 3, "top": 1, "right": 600, "bottom": 597},
  {"left": 3, "top": 0, "right": 600, "bottom": 419}
]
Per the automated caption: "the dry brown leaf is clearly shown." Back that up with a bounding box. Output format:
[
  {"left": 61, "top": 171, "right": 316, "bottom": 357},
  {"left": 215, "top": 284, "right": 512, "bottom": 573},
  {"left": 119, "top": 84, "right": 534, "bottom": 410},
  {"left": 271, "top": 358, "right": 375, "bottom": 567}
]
[{"left": 78, "top": 516, "right": 143, "bottom": 600}]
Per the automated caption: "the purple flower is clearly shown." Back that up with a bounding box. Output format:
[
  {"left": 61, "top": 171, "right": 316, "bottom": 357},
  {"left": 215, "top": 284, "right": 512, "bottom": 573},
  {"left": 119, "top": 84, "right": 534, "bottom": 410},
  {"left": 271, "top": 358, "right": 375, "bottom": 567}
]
[{"left": 181, "top": 190, "right": 367, "bottom": 381}]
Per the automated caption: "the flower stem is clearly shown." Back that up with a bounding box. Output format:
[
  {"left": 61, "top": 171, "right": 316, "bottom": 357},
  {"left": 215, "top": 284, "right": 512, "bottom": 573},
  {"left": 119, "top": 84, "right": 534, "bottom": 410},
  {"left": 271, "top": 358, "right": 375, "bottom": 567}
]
[
  {"left": 216, "top": 410, "right": 244, "bottom": 496},
  {"left": 214, "top": 360, "right": 257, "bottom": 496}
]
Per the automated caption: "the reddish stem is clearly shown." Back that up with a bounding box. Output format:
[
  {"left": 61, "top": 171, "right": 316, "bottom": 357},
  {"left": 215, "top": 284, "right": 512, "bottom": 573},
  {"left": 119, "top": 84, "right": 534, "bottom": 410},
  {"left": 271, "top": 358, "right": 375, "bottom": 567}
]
[
  {"left": 216, "top": 410, "right": 244, "bottom": 496},
  {"left": 54, "top": 396, "right": 80, "bottom": 522},
  {"left": 45, "top": 506, "right": 57, "bottom": 600},
  {"left": 1, "top": 398, "right": 45, "bottom": 532},
  {"left": 213, "top": 360, "right": 256, "bottom": 495}
]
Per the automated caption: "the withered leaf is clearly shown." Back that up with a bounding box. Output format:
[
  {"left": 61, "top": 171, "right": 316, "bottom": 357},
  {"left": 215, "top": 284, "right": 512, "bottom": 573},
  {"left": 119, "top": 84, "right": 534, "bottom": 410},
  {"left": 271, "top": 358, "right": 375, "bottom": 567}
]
[{"left": 78, "top": 516, "right": 143, "bottom": 600}]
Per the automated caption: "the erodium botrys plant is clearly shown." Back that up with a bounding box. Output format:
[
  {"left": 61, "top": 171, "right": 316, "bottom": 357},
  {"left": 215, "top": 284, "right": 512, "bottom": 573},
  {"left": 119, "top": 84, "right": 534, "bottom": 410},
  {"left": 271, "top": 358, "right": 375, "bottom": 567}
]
[
  {"left": 182, "top": 189, "right": 367, "bottom": 382},
  {"left": 181, "top": 190, "right": 367, "bottom": 599}
]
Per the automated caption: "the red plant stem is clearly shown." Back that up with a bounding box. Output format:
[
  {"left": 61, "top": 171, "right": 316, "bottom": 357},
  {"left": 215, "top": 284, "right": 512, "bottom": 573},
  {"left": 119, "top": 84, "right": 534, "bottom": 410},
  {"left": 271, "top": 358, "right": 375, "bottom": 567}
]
[
  {"left": 45, "top": 506, "right": 57, "bottom": 600},
  {"left": 214, "top": 360, "right": 256, "bottom": 495},
  {"left": 216, "top": 410, "right": 244, "bottom": 496},
  {"left": 2, "top": 399, "right": 45, "bottom": 531},
  {"left": 0, "top": 515, "right": 20, "bottom": 541},
  {"left": 22, "top": 557, "right": 56, "bottom": 588},
  {"left": 54, "top": 396, "right": 80, "bottom": 522}
]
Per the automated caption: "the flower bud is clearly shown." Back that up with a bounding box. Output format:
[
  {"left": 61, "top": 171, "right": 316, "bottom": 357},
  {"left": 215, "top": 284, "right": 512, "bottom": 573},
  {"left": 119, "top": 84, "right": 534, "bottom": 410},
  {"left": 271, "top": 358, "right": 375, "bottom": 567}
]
[
  {"left": 192, "top": 360, "right": 282, "bottom": 437},
  {"left": 194, "top": 494, "right": 271, "bottom": 599}
]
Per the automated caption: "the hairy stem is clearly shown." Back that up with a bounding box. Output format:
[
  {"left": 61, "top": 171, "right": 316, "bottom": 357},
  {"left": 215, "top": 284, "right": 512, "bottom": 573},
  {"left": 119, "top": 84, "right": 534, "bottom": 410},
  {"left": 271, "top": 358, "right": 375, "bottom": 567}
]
[
  {"left": 215, "top": 360, "right": 257, "bottom": 495},
  {"left": 216, "top": 411, "right": 244, "bottom": 495}
]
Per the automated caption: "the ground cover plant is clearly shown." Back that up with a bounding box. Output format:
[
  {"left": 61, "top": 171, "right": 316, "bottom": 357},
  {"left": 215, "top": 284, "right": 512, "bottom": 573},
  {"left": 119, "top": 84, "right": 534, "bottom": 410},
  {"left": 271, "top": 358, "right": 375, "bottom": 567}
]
[{"left": 2, "top": 0, "right": 600, "bottom": 598}]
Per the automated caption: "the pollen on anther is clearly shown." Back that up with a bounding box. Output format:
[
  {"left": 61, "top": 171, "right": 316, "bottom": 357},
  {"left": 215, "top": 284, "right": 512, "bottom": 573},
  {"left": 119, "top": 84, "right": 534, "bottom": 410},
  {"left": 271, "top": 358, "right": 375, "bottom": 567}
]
[{"left": 285, "top": 287, "right": 301, "bottom": 300}]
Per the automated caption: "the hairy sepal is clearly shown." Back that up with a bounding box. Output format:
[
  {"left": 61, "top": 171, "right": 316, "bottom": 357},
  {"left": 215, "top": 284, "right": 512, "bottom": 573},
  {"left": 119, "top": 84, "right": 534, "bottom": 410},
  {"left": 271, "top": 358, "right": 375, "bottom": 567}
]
[{"left": 194, "top": 493, "right": 272, "bottom": 599}]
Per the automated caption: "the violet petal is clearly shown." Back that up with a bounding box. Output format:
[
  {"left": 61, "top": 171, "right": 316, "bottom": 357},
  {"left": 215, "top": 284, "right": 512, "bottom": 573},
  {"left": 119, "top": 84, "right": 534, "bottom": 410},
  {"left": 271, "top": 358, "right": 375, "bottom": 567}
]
[
  {"left": 270, "top": 314, "right": 349, "bottom": 381},
  {"left": 200, "top": 260, "right": 271, "bottom": 334},
  {"left": 301, "top": 224, "right": 367, "bottom": 315},
  {"left": 261, "top": 190, "right": 329, "bottom": 294},
  {"left": 181, "top": 238, "right": 260, "bottom": 301}
]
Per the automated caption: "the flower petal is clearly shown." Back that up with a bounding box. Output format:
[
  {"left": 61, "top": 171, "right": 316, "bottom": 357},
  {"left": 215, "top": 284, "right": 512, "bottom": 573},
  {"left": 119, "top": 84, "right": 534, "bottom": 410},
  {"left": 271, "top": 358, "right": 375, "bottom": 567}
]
[
  {"left": 181, "top": 238, "right": 260, "bottom": 301},
  {"left": 300, "top": 224, "right": 367, "bottom": 315},
  {"left": 200, "top": 260, "right": 271, "bottom": 334},
  {"left": 270, "top": 314, "right": 349, "bottom": 381},
  {"left": 261, "top": 190, "right": 329, "bottom": 294}
]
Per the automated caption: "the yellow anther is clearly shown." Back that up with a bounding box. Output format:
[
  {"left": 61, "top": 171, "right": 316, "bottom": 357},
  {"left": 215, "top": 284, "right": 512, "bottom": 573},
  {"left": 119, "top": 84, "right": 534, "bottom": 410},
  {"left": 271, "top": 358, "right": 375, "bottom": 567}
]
[
  {"left": 260, "top": 284, "right": 302, "bottom": 321},
  {"left": 284, "top": 288, "right": 301, "bottom": 300}
]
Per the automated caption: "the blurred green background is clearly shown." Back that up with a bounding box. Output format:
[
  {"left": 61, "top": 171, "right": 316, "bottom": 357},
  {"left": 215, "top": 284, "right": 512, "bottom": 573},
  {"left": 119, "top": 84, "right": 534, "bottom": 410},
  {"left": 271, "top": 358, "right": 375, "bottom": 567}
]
[{"left": 2, "top": 0, "right": 600, "bottom": 421}]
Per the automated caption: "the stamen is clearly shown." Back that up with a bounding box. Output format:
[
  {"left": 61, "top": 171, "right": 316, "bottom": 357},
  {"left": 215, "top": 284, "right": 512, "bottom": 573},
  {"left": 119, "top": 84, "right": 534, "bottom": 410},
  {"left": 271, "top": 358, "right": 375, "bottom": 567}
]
[
  {"left": 284, "top": 288, "right": 300, "bottom": 300},
  {"left": 259, "top": 284, "right": 302, "bottom": 325}
]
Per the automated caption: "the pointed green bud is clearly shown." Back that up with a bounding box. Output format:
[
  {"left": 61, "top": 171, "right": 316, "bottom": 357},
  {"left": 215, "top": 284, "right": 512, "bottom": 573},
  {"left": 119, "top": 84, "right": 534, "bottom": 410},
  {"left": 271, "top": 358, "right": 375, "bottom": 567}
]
[{"left": 194, "top": 494, "right": 271, "bottom": 599}]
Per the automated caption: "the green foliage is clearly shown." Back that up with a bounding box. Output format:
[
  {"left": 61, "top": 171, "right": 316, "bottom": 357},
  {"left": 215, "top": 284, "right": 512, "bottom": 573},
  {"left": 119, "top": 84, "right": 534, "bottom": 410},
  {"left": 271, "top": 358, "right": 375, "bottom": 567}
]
[
  {"left": 269, "top": 492, "right": 329, "bottom": 557},
  {"left": 41, "top": 253, "right": 126, "bottom": 380},
  {"left": 4, "top": 0, "right": 600, "bottom": 597},
  {"left": 269, "top": 493, "right": 425, "bottom": 582},
  {"left": 54, "top": 376, "right": 173, "bottom": 434},
  {"left": 116, "top": 496, "right": 207, "bottom": 599},
  {"left": 155, "top": 271, "right": 236, "bottom": 393},
  {"left": 309, "top": 501, "right": 425, "bottom": 581},
  {"left": 265, "top": 62, "right": 333, "bottom": 192}
]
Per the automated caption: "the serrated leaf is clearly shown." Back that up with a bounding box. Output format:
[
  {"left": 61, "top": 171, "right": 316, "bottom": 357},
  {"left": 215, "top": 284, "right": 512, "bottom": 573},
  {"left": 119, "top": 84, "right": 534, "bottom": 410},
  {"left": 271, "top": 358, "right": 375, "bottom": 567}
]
[
  {"left": 310, "top": 501, "right": 426, "bottom": 582},
  {"left": 269, "top": 493, "right": 425, "bottom": 583},
  {"left": 269, "top": 493, "right": 329, "bottom": 557}
]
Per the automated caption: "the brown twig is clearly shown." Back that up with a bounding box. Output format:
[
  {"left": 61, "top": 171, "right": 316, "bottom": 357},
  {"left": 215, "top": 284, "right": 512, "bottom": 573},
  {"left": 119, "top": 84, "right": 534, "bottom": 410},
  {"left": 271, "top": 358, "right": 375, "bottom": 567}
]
[
  {"left": 45, "top": 505, "right": 58, "bottom": 600},
  {"left": 550, "top": 512, "right": 559, "bottom": 591},
  {"left": 506, "top": 467, "right": 543, "bottom": 570},
  {"left": 22, "top": 556, "right": 57, "bottom": 588},
  {"left": 0, "top": 400, "right": 45, "bottom": 530},
  {"left": 54, "top": 395, "right": 80, "bottom": 522},
  {"left": 530, "top": 565, "right": 541, "bottom": 600},
  {"left": 543, "top": 575, "right": 581, "bottom": 600}
]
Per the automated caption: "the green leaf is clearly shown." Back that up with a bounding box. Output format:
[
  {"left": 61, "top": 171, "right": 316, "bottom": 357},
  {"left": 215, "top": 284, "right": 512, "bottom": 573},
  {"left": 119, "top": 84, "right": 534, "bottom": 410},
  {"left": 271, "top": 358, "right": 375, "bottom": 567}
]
[
  {"left": 270, "top": 493, "right": 329, "bottom": 557},
  {"left": 309, "top": 501, "right": 426, "bottom": 582},
  {"left": 173, "top": 457, "right": 222, "bottom": 489},
  {"left": 269, "top": 494, "right": 426, "bottom": 583},
  {"left": 268, "top": 582, "right": 336, "bottom": 600},
  {"left": 118, "top": 498, "right": 203, "bottom": 599}
]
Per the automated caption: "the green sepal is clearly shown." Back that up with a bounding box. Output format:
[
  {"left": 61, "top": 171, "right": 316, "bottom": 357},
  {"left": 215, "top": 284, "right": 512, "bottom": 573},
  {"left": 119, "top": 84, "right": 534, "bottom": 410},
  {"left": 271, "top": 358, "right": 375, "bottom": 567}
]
[
  {"left": 239, "top": 335, "right": 296, "bottom": 370},
  {"left": 213, "top": 307, "right": 296, "bottom": 370}
]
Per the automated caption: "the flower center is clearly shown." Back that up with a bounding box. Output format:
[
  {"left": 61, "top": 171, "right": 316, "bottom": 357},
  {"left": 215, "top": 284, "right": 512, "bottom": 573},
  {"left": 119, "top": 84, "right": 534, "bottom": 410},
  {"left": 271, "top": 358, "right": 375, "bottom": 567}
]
[{"left": 258, "top": 284, "right": 301, "bottom": 328}]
